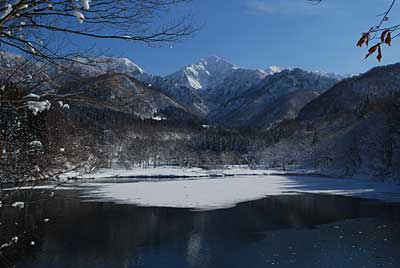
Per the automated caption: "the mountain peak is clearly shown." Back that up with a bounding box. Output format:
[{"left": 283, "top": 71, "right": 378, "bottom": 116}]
[
  {"left": 200, "top": 55, "right": 222, "bottom": 62},
  {"left": 265, "top": 66, "right": 286, "bottom": 75},
  {"left": 69, "top": 56, "right": 145, "bottom": 77},
  {"left": 199, "top": 55, "right": 236, "bottom": 67},
  {"left": 165, "top": 56, "right": 238, "bottom": 90},
  {"left": 89, "top": 56, "right": 145, "bottom": 75}
]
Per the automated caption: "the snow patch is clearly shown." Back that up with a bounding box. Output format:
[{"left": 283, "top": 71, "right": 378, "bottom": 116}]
[
  {"left": 24, "top": 93, "right": 40, "bottom": 99},
  {"left": 81, "top": 0, "right": 90, "bottom": 10},
  {"left": 82, "top": 174, "right": 400, "bottom": 210},
  {"left": 266, "top": 66, "right": 285, "bottom": 75},
  {"left": 11, "top": 202, "right": 24, "bottom": 209},
  {"left": 29, "top": 140, "right": 42, "bottom": 147},
  {"left": 74, "top": 11, "right": 85, "bottom": 23},
  {"left": 27, "top": 100, "right": 51, "bottom": 115},
  {"left": 0, "top": 4, "right": 12, "bottom": 20}
]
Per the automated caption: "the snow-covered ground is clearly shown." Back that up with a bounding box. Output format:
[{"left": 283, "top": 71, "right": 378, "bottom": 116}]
[
  {"left": 62, "top": 166, "right": 312, "bottom": 180},
  {"left": 81, "top": 174, "right": 400, "bottom": 210}
]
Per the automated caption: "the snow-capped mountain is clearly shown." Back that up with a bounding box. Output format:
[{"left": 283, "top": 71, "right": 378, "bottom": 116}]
[
  {"left": 164, "top": 56, "right": 238, "bottom": 91},
  {"left": 0, "top": 51, "right": 346, "bottom": 127},
  {"left": 140, "top": 74, "right": 210, "bottom": 116},
  {"left": 311, "top": 71, "right": 346, "bottom": 81},
  {"left": 66, "top": 56, "right": 145, "bottom": 77},
  {"left": 60, "top": 55, "right": 344, "bottom": 125},
  {"left": 155, "top": 56, "right": 283, "bottom": 115},
  {"left": 265, "top": 66, "right": 285, "bottom": 75}
]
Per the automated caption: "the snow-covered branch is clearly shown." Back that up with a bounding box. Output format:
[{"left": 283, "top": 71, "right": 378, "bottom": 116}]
[{"left": 0, "top": 0, "right": 195, "bottom": 63}]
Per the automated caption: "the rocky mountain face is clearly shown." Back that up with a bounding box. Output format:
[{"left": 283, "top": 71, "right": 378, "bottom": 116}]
[
  {"left": 208, "top": 68, "right": 340, "bottom": 127},
  {"left": 137, "top": 56, "right": 255, "bottom": 117},
  {"left": 148, "top": 57, "right": 340, "bottom": 127},
  {"left": 136, "top": 74, "right": 210, "bottom": 117},
  {"left": 246, "top": 90, "right": 320, "bottom": 128},
  {"left": 205, "top": 68, "right": 268, "bottom": 110},
  {"left": 164, "top": 56, "right": 238, "bottom": 91}
]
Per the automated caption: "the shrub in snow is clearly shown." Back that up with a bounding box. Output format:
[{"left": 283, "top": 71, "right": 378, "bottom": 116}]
[
  {"left": 12, "top": 202, "right": 24, "bottom": 209},
  {"left": 33, "top": 165, "right": 40, "bottom": 172},
  {"left": 0, "top": 242, "right": 10, "bottom": 250},
  {"left": 29, "top": 140, "right": 42, "bottom": 148},
  {"left": 27, "top": 100, "right": 51, "bottom": 116}
]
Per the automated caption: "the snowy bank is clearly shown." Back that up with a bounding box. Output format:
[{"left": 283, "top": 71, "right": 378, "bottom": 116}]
[
  {"left": 82, "top": 175, "right": 400, "bottom": 210},
  {"left": 61, "top": 166, "right": 318, "bottom": 180}
]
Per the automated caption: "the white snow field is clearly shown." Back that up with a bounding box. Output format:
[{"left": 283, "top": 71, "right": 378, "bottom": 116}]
[{"left": 82, "top": 174, "right": 400, "bottom": 210}]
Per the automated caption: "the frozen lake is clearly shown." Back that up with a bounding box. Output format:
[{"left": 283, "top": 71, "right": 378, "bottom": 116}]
[
  {"left": 80, "top": 174, "right": 400, "bottom": 210},
  {"left": 2, "top": 174, "right": 400, "bottom": 268}
]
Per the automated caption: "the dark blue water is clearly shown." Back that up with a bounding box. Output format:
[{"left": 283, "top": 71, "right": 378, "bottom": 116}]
[{"left": 1, "top": 190, "right": 400, "bottom": 268}]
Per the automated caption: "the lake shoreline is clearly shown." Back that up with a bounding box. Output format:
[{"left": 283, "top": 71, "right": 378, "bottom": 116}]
[{"left": 62, "top": 166, "right": 334, "bottom": 181}]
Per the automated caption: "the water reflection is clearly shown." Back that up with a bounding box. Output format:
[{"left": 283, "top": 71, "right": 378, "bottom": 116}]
[{"left": 0, "top": 190, "right": 399, "bottom": 268}]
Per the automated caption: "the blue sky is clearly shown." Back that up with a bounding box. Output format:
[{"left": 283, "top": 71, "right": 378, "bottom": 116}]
[{"left": 73, "top": 0, "right": 400, "bottom": 76}]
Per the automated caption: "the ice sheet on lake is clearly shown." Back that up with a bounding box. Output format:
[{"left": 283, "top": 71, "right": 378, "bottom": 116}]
[{"left": 82, "top": 175, "right": 400, "bottom": 210}]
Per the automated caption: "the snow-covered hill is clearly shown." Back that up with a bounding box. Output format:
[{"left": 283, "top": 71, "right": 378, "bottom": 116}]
[
  {"left": 66, "top": 56, "right": 145, "bottom": 77},
  {"left": 266, "top": 63, "right": 400, "bottom": 180},
  {"left": 299, "top": 63, "right": 400, "bottom": 120}
]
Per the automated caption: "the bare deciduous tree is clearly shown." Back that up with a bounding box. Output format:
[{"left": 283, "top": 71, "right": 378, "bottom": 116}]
[{"left": 0, "top": 0, "right": 195, "bottom": 63}]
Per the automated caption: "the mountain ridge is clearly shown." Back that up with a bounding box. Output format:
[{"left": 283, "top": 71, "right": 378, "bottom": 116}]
[{"left": 0, "top": 51, "right": 345, "bottom": 127}]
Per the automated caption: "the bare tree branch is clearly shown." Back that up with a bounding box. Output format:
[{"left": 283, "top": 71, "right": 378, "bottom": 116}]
[
  {"left": 0, "top": 0, "right": 197, "bottom": 63},
  {"left": 313, "top": 0, "right": 399, "bottom": 61}
]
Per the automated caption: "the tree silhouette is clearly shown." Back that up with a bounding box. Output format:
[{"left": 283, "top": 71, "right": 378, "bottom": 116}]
[
  {"left": 312, "top": 0, "right": 398, "bottom": 61},
  {"left": 0, "top": 0, "right": 195, "bottom": 63}
]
